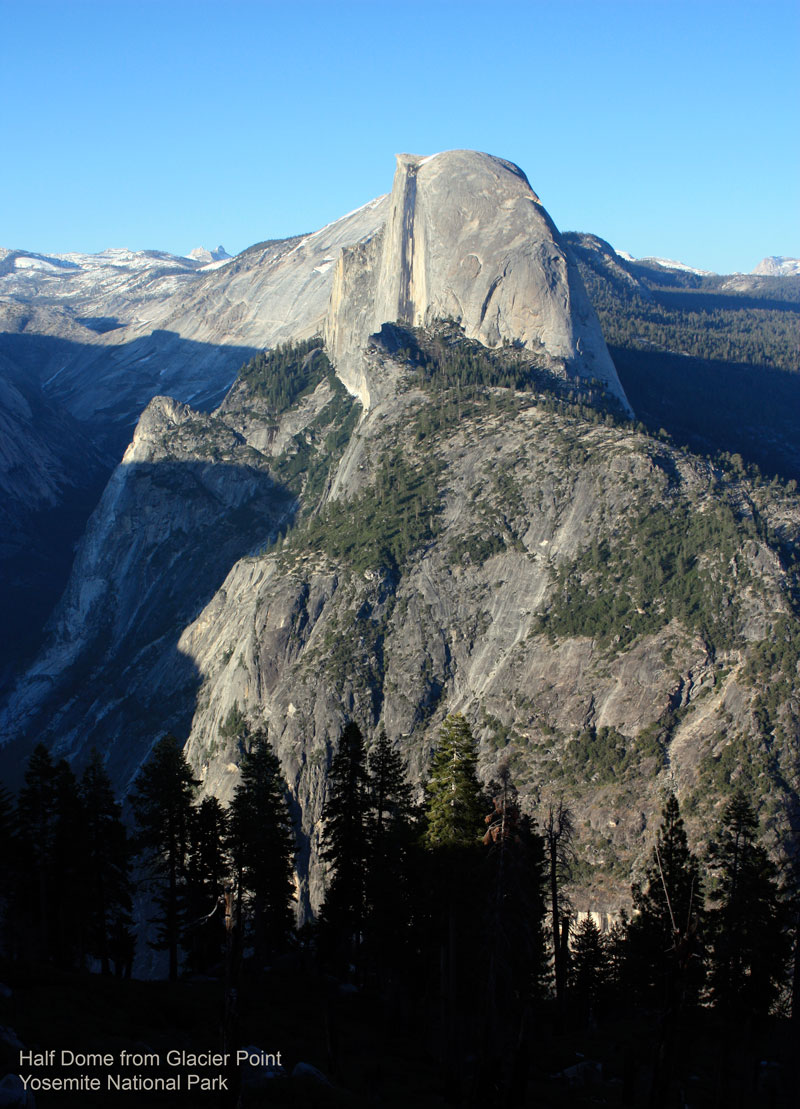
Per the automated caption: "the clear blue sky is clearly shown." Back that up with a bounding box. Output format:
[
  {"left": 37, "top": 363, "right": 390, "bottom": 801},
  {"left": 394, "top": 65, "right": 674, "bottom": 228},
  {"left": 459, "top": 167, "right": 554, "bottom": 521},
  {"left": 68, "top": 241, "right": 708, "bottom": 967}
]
[{"left": 2, "top": 0, "right": 798, "bottom": 273}]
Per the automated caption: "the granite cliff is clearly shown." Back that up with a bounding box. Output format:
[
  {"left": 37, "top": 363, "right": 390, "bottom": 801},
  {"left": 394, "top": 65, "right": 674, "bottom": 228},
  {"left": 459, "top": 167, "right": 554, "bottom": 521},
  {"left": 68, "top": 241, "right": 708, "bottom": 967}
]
[
  {"left": 1, "top": 152, "right": 798, "bottom": 921},
  {"left": 325, "top": 152, "right": 629, "bottom": 412}
]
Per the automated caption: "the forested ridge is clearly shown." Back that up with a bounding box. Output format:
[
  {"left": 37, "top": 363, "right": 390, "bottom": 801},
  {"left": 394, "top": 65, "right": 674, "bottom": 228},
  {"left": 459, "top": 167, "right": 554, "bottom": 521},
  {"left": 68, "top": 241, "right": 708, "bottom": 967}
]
[
  {"left": 564, "top": 233, "right": 800, "bottom": 481},
  {"left": 564, "top": 234, "right": 799, "bottom": 373}
]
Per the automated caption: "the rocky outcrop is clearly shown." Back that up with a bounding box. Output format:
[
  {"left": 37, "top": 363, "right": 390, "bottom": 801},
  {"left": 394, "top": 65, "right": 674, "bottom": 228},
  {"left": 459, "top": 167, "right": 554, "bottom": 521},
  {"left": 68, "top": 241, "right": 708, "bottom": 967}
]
[
  {"left": 173, "top": 380, "right": 797, "bottom": 916},
  {"left": 186, "top": 246, "right": 231, "bottom": 264},
  {"left": 3, "top": 325, "right": 798, "bottom": 913},
  {"left": 752, "top": 256, "right": 800, "bottom": 276},
  {"left": 325, "top": 151, "right": 630, "bottom": 412}
]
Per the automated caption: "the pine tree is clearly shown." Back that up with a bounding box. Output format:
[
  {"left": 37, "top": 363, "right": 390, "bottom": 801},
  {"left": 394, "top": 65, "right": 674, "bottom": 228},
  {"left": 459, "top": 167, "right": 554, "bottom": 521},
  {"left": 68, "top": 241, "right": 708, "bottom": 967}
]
[
  {"left": 0, "top": 782, "right": 15, "bottom": 957},
  {"left": 130, "top": 734, "right": 198, "bottom": 981},
  {"left": 628, "top": 793, "right": 704, "bottom": 1109},
  {"left": 319, "top": 721, "right": 369, "bottom": 966},
  {"left": 228, "top": 730, "right": 295, "bottom": 963},
  {"left": 706, "top": 793, "right": 789, "bottom": 1019},
  {"left": 367, "top": 729, "right": 414, "bottom": 850},
  {"left": 422, "top": 714, "right": 486, "bottom": 1098},
  {"left": 11, "top": 747, "right": 88, "bottom": 968},
  {"left": 629, "top": 792, "right": 704, "bottom": 1005},
  {"left": 481, "top": 767, "right": 547, "bottom": 1098},
  {"left": 542, "top": 798, "right": 574, "bottom": 1012},
  {"left": 80, "top": 751, "right": 133, "bottom": 975},
  {"left": 603, "top": 915, "right": 629, "bottom": 1006},
  {"left": 424, "top": 713, "right": 484, "bottom": 848},
  {"left": 570, "top": 917, "right": 609, "bottom": 1006},
  {"left": 364, "top": 730, "right": 417, "bottom": 975},
  {"left": 51, "top": 758, "right": 89, "bottom": 968},
  {"left": 188, "top": 797, "right": 229, "bottom": 905},
  {"left": 14, "top": 744, "right": 59, "bottom": 962},
  {"left": 184, "top": 796, "right": 229, "bottom": 973}
]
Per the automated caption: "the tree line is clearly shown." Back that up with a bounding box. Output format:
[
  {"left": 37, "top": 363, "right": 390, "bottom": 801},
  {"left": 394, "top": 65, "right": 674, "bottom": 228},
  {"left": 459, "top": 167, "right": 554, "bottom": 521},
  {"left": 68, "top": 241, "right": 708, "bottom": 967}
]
[{"left": 1, "top": 715, "right": 797, "bottom": 1104}]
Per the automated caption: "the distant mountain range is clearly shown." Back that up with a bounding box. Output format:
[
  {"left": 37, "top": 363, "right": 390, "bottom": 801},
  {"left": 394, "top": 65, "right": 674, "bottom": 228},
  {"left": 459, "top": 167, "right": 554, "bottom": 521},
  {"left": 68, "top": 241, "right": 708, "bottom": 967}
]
[{"left": 616, "top": 251, "right": 800, "bottom": 278}]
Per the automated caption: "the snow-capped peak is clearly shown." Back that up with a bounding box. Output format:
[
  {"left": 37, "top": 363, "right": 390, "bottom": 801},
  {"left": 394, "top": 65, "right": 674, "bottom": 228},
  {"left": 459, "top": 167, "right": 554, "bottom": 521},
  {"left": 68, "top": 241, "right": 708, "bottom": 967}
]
[{"left": 186, "top": 245, "right": 231, "bottom": 264}]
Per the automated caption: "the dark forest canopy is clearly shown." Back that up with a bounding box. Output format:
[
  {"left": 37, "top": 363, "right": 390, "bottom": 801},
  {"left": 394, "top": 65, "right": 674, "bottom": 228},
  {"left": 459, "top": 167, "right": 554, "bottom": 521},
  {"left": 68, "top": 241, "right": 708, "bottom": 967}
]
[{"left": 1, "top": 719, "right": 798, "bottom": 1105}]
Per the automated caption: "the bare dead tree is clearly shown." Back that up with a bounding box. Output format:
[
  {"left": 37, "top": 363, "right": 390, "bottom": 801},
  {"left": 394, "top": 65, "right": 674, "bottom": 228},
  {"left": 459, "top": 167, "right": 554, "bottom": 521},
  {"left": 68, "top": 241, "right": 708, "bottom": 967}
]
[{"left": 542, "top": 799, "right": 575, "bottom": 1016}]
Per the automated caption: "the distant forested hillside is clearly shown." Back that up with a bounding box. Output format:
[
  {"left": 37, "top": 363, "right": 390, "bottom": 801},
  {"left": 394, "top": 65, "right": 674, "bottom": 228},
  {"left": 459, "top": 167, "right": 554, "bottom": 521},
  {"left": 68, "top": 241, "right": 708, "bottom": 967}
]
[{"left": 565, "top": 233, "right": 800, "bottom": 481}]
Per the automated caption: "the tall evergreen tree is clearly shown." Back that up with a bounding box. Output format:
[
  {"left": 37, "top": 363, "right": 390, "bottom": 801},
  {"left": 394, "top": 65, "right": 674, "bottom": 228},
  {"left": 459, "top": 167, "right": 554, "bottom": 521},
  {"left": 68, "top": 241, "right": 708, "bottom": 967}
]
[
  {"left": 706, "top": 793, "right": 789, "bottom": 1019},
  {"left": 11, "top": 747, "right": 88, "bottom": 968},
  {"left": 424, "top": 713, "right": 484, "bottom": 849},
  {"left": 80, "top": 751, "right": 133, "bottom": 975},
  {"left": 319, "top": 721, "right": 369, "bottom": 966},
  {"left": 0, "top": 782, "right": 15, "bottom": 957},
  {"left": 14, "top": 744, "right": 60, "bottom": 963},
  {"left": 228, "top": 730, "right": 295, "bottom": 963},
  {"left": 628, "top": 792, "right": 704, "bottom": 1005},
  {"left": 603, "top": 915, "right": 629, "bottom": 1007},
  {"left": 481, "top": 767, "right": 547, "bottom": 1099},
  {"left": 628, "top": 793, "right": 704, "bottom": 1109},
  {"left": 51, "top": 758, "right": 90, "bottom": 968},
  {"left": 367, "top": 729, "right": 415, "bottom": 850},
  {"left": 130, "top": 734, "right": 198, "bottom": 981},
  {"left": 183, "top": 796, "right": 229, "bottom": 973},
  {"left": 363, "top": 730, "right": 417, "bottom": 976},
  {"left": 569, "top": 917, "right": 609, "bottom": 1007},
  {"left": 542, "top": 798, "right": 574, "bottom": 1012},
  {"left": 422, "top": 714, "right": 486, "bottom": 1099}
]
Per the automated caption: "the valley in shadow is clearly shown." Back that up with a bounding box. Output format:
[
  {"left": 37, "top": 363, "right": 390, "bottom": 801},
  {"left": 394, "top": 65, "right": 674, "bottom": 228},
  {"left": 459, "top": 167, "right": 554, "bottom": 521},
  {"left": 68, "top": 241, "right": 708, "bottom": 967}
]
[
  {"left": 0, "top": 457, "right": 296, "bottom": 793},
  {"left": 612, "top": 345, "right": 800, "bottom": 481},
  {"left": 0, "top": 332, "right": 263, "bottom": 693}
]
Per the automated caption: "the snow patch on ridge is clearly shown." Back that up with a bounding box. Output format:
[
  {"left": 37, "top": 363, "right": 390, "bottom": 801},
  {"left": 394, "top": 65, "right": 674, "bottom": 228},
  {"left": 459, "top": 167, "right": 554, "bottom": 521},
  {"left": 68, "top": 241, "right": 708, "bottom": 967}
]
[{"left": 618, "top": 251, "right": 715, "bottom": 276}]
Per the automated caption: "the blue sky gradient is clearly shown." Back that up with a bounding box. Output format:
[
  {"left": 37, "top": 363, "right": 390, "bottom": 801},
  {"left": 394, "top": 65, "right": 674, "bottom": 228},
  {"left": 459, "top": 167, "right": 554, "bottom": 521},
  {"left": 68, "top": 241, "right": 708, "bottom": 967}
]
[{"left": 2, "top": 0, "right": 798, "bottom": 272}]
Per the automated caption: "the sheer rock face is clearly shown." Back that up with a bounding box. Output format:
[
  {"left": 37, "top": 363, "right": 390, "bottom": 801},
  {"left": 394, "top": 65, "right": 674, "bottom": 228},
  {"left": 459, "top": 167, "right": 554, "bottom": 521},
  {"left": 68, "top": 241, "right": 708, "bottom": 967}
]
[
  {"left": 0, "top": 151, "right": 624, "bottom": 674},
  {"left": 0, "top": 352, "right": 108, "bottom": 689},
  {"left": 752, "top": 256, "right": 800, "bottom": 277},
  {"left": 326, "top": 151, "right": 630, "bottom": 412}
]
